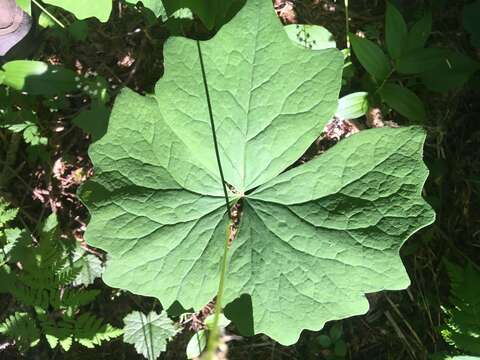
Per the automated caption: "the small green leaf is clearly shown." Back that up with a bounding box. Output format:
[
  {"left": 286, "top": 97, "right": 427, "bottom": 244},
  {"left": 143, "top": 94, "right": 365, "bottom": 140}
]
[
  {"left": 41, "top": 213, "right": 59, "bottom": 235},
  {"left": 284, "top": 24, "right": 336, "bottom": 50},
  {"left": 334, "top": 339, "right": 348, "bottom": 357},
  {"left": 125, "top": 0, "right": 167, "bottom": 20},
  {"left": 1, "top": 61, "right": 48, "bottom": 90},
  {"left": 404, "top": 12, "right": 432, "bottom": 53},
  {"left": 385, "top": 1, "right": 408, "bottom": 59},
  {"left": 349, "top": 33, "right": 392, "bottom": 83},
  {"left": 38, "top": 12, "right": 57, "bottom": 28},
  {"left": 16, "top": 0, "right": 31, "bottom": 14},
  {"left": 162, "top": 0, "right": 245, "bottom": 30},
  {"left": 380, "top": 83, "right": 426, "bottom": 122},
  {"left": 123, "top": 311, "right": 179, "bottom": 360},
  {"left": 186, "top": 330, "right": 207, "bottom": 359},
  {"left": 23, "top": 123, "right": 47, "bottom": 146},
  {"left": 72, "top": 248, "right": 104, "bottom": 287},
  {"left": 336, "top": 92, "right": 369, "bottom": 120},
  {"left": 185, "top": 313, "right": 230, "bottom": 358},
  {"left": 185, "top": 313, "right": 229, "bottom": 358},
  {"left": 72, "top": 103, "right": 110, "bottom": 142},
  {"left": 1, "top": 61, "right": 76, "bottom": 95},
  {"left": 68, "top": 20, "right": 89, "bottom": 41},
  {"left": 204, "top": 313, "right": 231, "bottom": 330},
  {"left": 317, "top": 334, "right": 332, "bottom": 348},
  {"left": 43, "top": 0, "right": 112, "bottom": 22},
  {"left": 329, "top": 322, "right": 343, "bottom": 342},
  {"left": 396, "top": 48, "right": 449, "bottom": 74}
]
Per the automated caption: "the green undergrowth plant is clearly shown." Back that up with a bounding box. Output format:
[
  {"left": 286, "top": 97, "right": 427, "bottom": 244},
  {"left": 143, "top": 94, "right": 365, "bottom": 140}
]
[
  {"left": 441, "top": 260, "right": 480, "bottom": 356},
  {"left": 349, "top": 1, "right": 480, "bottom": 123},
  {"left": 79, "top": 0, "right": 435, "bottom": 357},
  {"left": 0, "top": 208, "right": 120, "bottom": 354},
  {"left": 122, "top": 310, "right": 179, "bottom": 359},
  {"left": 0, "top": 59, "right": 111, "bottom": 173},
  {"left": 311, "top": 322, "right": 348, "bottom": 360},
  {"left": 21, "top": 0, "right": 245, "bottom": 35}
]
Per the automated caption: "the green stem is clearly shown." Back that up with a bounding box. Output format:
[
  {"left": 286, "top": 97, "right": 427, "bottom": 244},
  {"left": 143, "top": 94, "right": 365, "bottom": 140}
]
[
  {"left": 31, "top": 0, "right": 66, "bottom": 28},
  {"left": 196, "top": 41, "right": 230, "bottom": 214},
  {"left": 344, "top": 0, "right": 350, "bottom": 49},
  {"left": 374, "top": 68, "right": 395, "bottom": 95},
  {"left": 204, "top": 223, "right": 231, "bottom": 359},
  {"left": 196, "top": 40, "right": 232, "bottom": 359}
]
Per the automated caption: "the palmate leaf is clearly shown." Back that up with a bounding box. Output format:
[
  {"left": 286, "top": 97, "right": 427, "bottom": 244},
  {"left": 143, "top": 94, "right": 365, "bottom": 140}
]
[
  {"left": 81, "top": 0, "right": 434, "bottom": 345},
  {"left": 71, "top": 247, "right": 104, "bottom": 287},
  {"left": 123, "top": 311, "right": 178, "bottom": 359}
]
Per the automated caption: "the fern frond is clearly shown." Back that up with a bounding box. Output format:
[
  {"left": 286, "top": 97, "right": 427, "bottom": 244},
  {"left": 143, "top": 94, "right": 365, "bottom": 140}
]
[
  {"left": 53, "top": 288, "right": 100, "bottom": 310},
  {"left": 10, "top": 283, "right": 50, "bottom": 309},
  {"left": 22, "top": 267, "right": 61, "bottom": 290},
  {"left": 0, "top": 312, "right": 40, "bottom": 352},
  {"left": 2, "top": 228, "right": 26, "bottom": 257},
  {"left": 442, "top": 260, "right": 480, "bottom": 355},
  {"left": 40, "top": 316, "right": 75, "bottom": 351},
  {"left": 56, "top": 265, "right": 83, "bottom": 287},
  {"left": 73, "top": 313, "right": 122, "bottom": 348},
  {"left": 0, "top": 199, "right": 18, "bottom": 228}
]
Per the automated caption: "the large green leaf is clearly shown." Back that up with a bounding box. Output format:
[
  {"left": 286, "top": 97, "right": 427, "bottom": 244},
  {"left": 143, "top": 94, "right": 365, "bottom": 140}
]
[
  {"left": 224, "top": 126, "right": 433, "bottom": 343},
  {"left": 82, "top": 0, "right": 434, "bottom": 345},
  {"left": 42, "top": 0, "right": 112, "bottom": 22}
]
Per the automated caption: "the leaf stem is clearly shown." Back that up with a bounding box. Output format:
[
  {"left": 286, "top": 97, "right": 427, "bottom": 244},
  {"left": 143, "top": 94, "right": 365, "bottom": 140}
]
[
  {"left": 196, "top": 40, "right": 232, "bottom": 359},
  {"left": 31, "top": 0, "right": 66, "bottom": 29},
  {"left": 374, "top": 68, "right": 395, "bottom": 95},
  {"left": 204, "top": 223, "right": 231, "bottom": 359},
  {"left": 344, "top": 0, "right": 350, "bottom": 49},
  {"left": 196, "top": 41, "right": 230, "bottom": 214}
]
